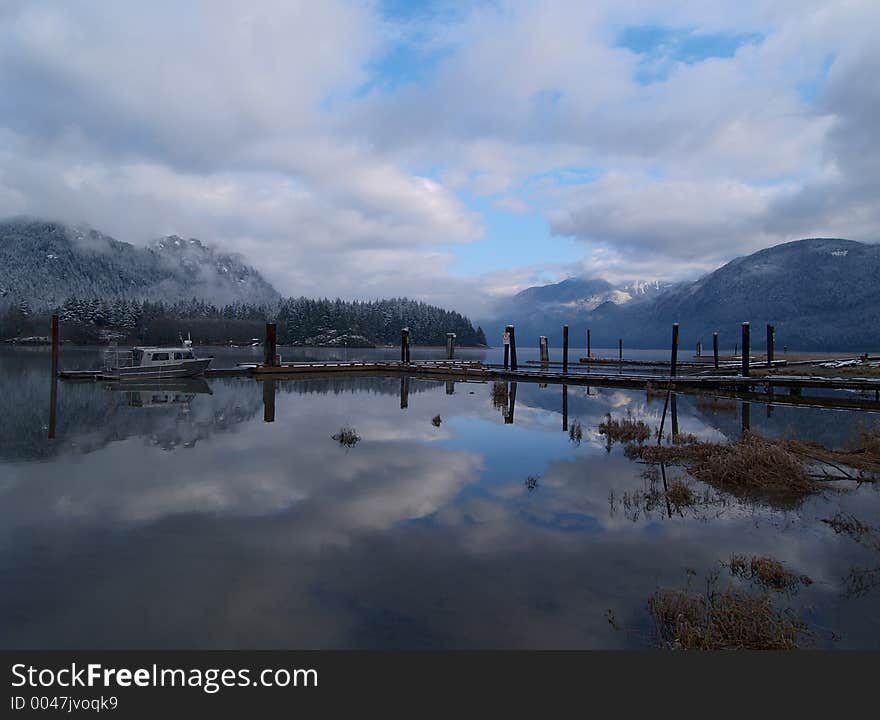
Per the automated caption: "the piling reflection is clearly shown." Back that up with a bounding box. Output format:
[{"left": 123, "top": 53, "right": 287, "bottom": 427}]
[
  {"left": 562, "top": 384, "right": 568, "bottom": 432},
  {"left": 2, "top": 349, "right": 880, "bottom": 649},
  {"left": 400, "top": 376, "right": 410, "bottom": 409},
  {"left": 263, "top": 379, "right": 276, "bottom": 423},
  {"left": 505, "top": 381, "right": 517, "bottom": 424},
  {"left": 47, "top": 369, "right": 57, "bottom": 440}
]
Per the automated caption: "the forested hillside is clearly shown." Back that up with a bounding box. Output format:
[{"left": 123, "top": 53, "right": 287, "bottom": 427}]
[{"left": 0, "top": 296, "right": 487, "bottom": 347}]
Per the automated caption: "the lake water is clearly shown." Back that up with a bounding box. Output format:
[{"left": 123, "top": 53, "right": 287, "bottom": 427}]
[{"left": 1, "top": 346, "right": 879, "bottom": 648}]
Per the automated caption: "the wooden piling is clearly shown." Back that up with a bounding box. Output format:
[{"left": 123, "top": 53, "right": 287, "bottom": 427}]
[
  {"left": 503, "top": 326, "right": 511, "bottom": 369},
  {"left": 446, "top": 380, "right": 455, "bottom": 395},
  {"left": 264, "top": 323, "right": 277, "bottom": 367},
  {"left": 509, "top": 325, "right": 518, "bottom": 371},
  {"left": 618, "top": 338, "right": 623, "bottom": 362},
  {"left": 713, "top": 332, "right": 719, "bottom": 369},
  {"left": 670, "top": 323, "right": 679, "bottom": 377},
  {"left": 586, "top": 329, "right": 591, "bottom": 360},
  {"left": 696, "top": 340, "right": 702, "bottom": 358},
  {"left": 401, "top": 327, "right": 411, "bottom": 364},
  {"left": 742, "top": 399, "right": 751, "bottom": 434},
  {"left": 446, "top": 332, "right": 456, "bottom": 360},
  {"left": 766, "top": 324, "right": 775, "bottom": 367},
  {"left": 562, "top": 325, "right": 569, "bottom": 374},
  {"left": 741, "top": 322, "right": 750, "bottom": 378},
  {"left": 539, "top": 336, "right": 549, "bottom": 363}
]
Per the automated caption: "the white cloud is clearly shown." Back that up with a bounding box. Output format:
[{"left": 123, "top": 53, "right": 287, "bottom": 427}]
[{"left": 0, "top": 0, "right": 878, "bottom": 312}]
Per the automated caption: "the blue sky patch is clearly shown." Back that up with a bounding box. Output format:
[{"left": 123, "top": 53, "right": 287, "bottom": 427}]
[
  {"left": 616, "top": 25, "right": 765, "bottom": 84},
  {"left": 797, "top": 53, "right": 836, "bottom": 103}
]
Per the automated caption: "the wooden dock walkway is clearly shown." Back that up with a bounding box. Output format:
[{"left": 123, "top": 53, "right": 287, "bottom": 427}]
[{"left": 202, "top": 359, "right": 880, "bottom": 394}]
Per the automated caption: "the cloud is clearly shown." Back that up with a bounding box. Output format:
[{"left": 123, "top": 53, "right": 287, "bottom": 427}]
[{"left": 0, "top": 0, "right": 878, "bottom": 311}]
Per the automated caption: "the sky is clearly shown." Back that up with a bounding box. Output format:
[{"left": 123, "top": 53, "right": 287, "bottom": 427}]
[{"left": 0, "top": 0, "right": 877, "bottom": 318}]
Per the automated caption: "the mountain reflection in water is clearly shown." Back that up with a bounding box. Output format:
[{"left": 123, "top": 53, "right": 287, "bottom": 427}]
[{"left": 1, "top": 347, "right": 879, "bottom": 649}]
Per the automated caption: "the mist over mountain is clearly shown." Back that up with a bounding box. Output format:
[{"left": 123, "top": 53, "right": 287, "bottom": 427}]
[
  {"left": 484, "top": 239, "right": 880, "bottom": 352},
  {"left": 0, "top": 219, "right": 280, "bottom": 308},
  {"left": 0, "top": 219, "right": 487, "bottom": 347}
]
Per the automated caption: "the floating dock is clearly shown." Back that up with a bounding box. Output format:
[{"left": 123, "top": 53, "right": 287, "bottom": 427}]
[{"left": 195, "top": 359, "right": 880, "bottom": 394}]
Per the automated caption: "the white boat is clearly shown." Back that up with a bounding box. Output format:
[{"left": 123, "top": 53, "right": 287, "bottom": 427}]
[{"left": 102, "top": 338, "right": 211, "bottom": 380}]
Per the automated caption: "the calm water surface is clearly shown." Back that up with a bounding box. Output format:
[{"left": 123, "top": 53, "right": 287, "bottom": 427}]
[{"left": 1, "top": 346, "right": 879, "bottom": 648}]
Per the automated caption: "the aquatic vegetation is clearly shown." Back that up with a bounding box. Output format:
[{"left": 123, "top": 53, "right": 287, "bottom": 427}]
[
  {"left": 688, "top": 434, "right": 817, "bottom": 502},
  {"left": 599, "top": 412, "right": 651, "bottom": 446},
  {"left": 650, "top": 559, "right": 814, "bottom": 650},
  {"left": 649, "top": 586, "right": 811, "bottom": 650},
  {"left": 666, "top": 479, "right": 696, "bottom": 508},
  {"left": 822, "top": 512, "right": 877, "bottom": 547},
  {"left": 432, "top": 414, "right": 442, "bottom": 427},
  {"left": 728, "top": 554, "right": 812, "bottom": 593},
  {"left": 568, "top": 418, "right": 583, "bottom": 445},
  {"left": 332, "top": 426, "right": 360, "bottom": 448},
  {"left": 626, "top": 433, "right": 820, "bottom": 507},
  {"left": 615, "top": 468, "right": 724, "bottom": 522},
  {"left": 784, "top": 426, "right": 880, "bottom": 477},
  {"left": 821, "top": 513, "right": 880, "bottom": 599},
  {"left": 524, "top": 475, "right": 539, "bottom": 492}
]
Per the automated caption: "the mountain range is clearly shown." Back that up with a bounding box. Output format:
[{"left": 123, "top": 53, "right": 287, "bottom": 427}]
[
  {"left": 3, "top": 219, "right": 877, "bottom": 351},
  {"left": 485, "top": 238, "right": 880, "bottom": 352},
  {"left": 0, "top": 219, "right": 486, "bottom": 347},
  {"left": 0, "top": 219, "right": 280, "bottom": 308}
]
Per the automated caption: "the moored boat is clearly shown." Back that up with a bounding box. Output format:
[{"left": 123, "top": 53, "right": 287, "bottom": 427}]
[{"left": 103, "top": 341, "right": 211, "bottom": 379}]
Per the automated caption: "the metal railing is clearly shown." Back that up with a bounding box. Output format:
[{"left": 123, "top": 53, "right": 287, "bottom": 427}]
[{"left": 103, "top": 348, "right": 134, "bottom": 371}]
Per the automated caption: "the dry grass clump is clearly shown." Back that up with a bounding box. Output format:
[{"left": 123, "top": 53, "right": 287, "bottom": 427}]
[
  {"left": 622, "top": 479, "right": 664, "bottom": 519},
  {"left": 649, "top": 587, "right": 811, "bottom": 650},
  {"left": 599, "top": 412, "right": 651, "bottom": 445},
  {"left": 332, "top": 426, "right": 360, "bottom": 448},
  {"left": 688, "top": 433, "right": 818, "bottom": 502},
  {"left": 613, "top": 468, "right": 725, "bottom": 522},
  {"left": 784, "top": 426, "right": 880, "bottom": 477},
  {"left": 860, "top": 425, "right": 880, "bottom": 456},
  {"left": 491, "top": 382, "right": 508, "bottom": 410},
  {"left": 666, "top": 479, "right": 696, "bottom": 508},
  {"left": 431, "top": 414, "right": 442, "bottom": 427},
  {"left": 569, "top": 418, "right": 583, "bottom": 445},
  {"left": 626, "top": 433, "right": 821, "bottom": 507},
  {"left": 820, "top": 512, "right": 880, "bottom": 599},
  {"left": 822, "top": 512, "right": 880, "bottom": 551},
  {"left": 729, "top": 554, "right": 812, "bottom": 593}
]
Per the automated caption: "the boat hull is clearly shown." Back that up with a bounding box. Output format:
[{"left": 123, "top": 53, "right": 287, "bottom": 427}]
[{"left": 113, "top": 358, "right": 212, "bottom": 380}]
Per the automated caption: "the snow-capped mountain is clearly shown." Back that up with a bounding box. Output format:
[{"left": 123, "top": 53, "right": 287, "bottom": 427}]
[
  {"left": 0, "top": 219, "right": 280, "bottom": 308},
  {"left": 484, "top": 238, "right": 880, "bottom": 351}
]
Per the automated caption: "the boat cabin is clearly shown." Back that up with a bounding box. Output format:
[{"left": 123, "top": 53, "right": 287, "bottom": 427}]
[{"left": 132, "top": 347, "right": 197, "bottom": 366}]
